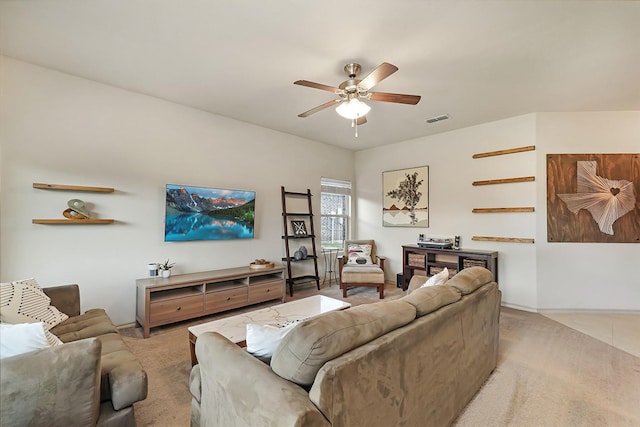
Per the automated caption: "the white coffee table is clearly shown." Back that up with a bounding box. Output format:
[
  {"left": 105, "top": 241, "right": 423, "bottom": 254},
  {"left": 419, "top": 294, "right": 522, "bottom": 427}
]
[{"left": 188, "top": 295, "right": 350, "bottom": 365}]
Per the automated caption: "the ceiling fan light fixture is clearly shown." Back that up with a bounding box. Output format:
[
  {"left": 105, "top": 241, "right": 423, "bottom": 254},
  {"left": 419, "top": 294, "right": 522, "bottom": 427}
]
[{"left": 335, "top": 98, "right": 371, "bottom": 120}]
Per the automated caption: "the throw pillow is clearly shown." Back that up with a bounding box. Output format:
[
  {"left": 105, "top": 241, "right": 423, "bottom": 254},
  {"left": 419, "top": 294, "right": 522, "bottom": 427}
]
[
  {"left": 346, "top": 244, "right": 373, "bottom": 265},
  {"left": 0, "top": 278, "right": 69, "bottom": 330},
  {"left": 246, "top": 321, "right": 298, "bottom": 359},
  {"left": 0, "top": 322, "right": 51, "bottom": 359},
  {"left": 420, "top": 267, "right": 449, "bottom": 288}
]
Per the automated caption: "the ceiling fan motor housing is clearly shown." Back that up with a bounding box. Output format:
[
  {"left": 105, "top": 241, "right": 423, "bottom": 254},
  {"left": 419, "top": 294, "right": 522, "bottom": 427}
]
[{"left": 339, "top": 63, "right": 363, "bottom": 94}]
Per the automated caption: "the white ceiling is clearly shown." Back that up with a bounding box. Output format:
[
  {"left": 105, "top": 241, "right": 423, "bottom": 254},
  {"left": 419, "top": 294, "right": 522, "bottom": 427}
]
[{"left": 1, "top": 1, "right": 639, "bottom": 151}]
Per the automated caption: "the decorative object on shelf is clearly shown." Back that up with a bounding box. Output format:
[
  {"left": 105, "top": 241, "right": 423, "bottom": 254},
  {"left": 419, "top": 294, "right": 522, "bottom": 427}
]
[
  {"left": 66, "top": 199, "right": 91, "bottom": 218},
  {"left": 159, "top": 259, "right": 175, "bottom": 278},
  {"left": 547, "top": 153, "right": 639, "bottom": 243},
  {"left": 299, "top": 245, "right": 308, "bottom": 259},
  {"left": 293, "top": 250, "right": 303, "bottom": 261},
  {"left": 417, "top": 237, "right": 453, "bottom": 249},
  {"left": 249, "top": 259, "right": 275, "bottom": 269},
  {"left": 147, "top": 263, "right": 160, "bottom": 277},
  {"left": 290, "top": 220, "right": 307, "bottom": 236},
  {"left": 164, "top": 184, "right": 255, "bottom": 242},
  {"left": 383, "top": 166, "right": 429, "bottom": 227}
]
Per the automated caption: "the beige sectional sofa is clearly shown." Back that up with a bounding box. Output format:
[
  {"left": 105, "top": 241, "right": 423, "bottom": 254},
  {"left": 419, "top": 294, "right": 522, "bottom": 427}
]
[
  {"left": 0, "top": 284, "right": 148, "bottom": 427},
  {"left": 190, "top": 266, "right": 501, "bottom": 427}
]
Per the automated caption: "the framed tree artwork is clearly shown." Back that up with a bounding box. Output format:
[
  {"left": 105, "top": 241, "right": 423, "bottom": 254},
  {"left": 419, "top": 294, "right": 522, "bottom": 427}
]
[{"left": 383, "top": 166, "right": 429, "bottom": 227}]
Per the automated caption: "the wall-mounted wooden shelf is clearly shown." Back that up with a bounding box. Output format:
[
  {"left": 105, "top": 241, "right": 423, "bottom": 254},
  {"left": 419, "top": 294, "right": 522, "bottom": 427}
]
[
  {"left": 472, "top": 207, "right": 535, "bottom": 213},
  {"left": 32, "top": 219, "right": 114, "bottom": 225},
  {"left": 33, "top": 183, "right": 114, "bottom": 193},
  {"left": 472, "top": 236, "right": 535, "bottom": 244},
  {"left": 472, "top": 176, "right": 535, "bottom": 186},
  {"left": 472, "top": 145, "right": 535, "bottom": 159},
  {"left": 32, "top": 182, "right": 115, "bottom": 224}
]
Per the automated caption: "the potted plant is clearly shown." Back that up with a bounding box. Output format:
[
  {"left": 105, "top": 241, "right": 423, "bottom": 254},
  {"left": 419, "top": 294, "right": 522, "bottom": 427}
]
[{"left": 159, "top": 259, "right": 175, "bottom": 277}]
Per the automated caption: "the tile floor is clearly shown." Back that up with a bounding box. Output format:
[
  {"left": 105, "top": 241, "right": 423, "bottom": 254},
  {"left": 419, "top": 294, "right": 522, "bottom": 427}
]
[{"left": 542, "top": 312, "right": 640, "bottom": 358}]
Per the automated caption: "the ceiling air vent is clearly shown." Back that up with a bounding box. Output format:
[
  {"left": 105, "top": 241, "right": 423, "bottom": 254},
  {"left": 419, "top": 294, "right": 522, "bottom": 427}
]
[{"left": 426, "top": 114, "right": 449, "bottom": 124}]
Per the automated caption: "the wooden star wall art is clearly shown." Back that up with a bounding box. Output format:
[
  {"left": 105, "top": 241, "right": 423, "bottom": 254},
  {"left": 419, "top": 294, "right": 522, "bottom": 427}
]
[{"left": 547, "top": 153, "right": 640, "bottom": 243}]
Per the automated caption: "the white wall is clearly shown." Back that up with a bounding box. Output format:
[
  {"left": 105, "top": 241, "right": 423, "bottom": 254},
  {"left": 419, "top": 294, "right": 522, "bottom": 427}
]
[
  {"left": 355, "top": 115, "right": 538, "bottom": 310},
  {"left": 535, "top": 112, "right": 640, "bottom": 311},
  {"left": 0, "top": 57, "right": 355, "bottom": 325},
  {"left": 355, "top": 112, "right": 639, "bottom": 312}
]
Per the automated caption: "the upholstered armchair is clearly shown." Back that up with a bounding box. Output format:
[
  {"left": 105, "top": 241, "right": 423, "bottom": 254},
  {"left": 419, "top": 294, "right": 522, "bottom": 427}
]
[{"left": 338, "top": 239, "right": 386, "bottom": 299}]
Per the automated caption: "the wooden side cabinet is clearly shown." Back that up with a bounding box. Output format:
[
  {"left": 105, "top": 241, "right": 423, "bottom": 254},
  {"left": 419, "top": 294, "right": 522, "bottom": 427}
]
[
  {"left": 135, "top": 265, "right": 285, "bottom": 338},
  {"left": 401, "top": 245, "right": 498, "bottom": 291}
]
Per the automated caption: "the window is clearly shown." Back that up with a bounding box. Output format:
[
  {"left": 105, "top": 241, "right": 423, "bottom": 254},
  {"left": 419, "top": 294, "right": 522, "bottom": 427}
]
[{"left": 320, "top": 178, "right": 351, "bottom": 250}]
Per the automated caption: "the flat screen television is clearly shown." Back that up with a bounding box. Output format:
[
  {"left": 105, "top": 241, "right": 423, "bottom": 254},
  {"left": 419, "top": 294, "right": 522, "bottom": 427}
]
[{"left": 164, "top": 184, "right": 255, "bottom": 241}]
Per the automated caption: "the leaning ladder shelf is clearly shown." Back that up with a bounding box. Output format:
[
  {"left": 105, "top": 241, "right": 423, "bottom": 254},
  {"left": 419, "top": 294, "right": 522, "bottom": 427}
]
[{"left": 281, "top": 186, "right": 320, "bottom": 297}]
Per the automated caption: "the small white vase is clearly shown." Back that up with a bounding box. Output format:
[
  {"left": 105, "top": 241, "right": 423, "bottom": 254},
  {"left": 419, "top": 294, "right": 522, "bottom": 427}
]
[{"left": 161, "top": 269, "right": 171, "bottom": 278}]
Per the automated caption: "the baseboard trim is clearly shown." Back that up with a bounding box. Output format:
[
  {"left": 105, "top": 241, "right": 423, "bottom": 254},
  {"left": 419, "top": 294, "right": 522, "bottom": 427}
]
[
  {"left": 117, "top": 322, "right": 137, "bottom": 330},
  {"left": 501, "top": 302, "right": 538, "bottom": 313},
  {"left": 501, "top": 302, "right": 640, "bottom": 315},
  {"left": 537, "top": 308, "right": 640, "bottom": 315}
]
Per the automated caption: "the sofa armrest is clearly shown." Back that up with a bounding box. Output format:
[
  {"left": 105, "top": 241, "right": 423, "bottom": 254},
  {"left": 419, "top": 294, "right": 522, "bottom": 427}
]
[
  {"left": 43, "top": 284, "right": 81, "bottom": 317},
  {"left": 0, "top": 338, "right": 102, "bottom": 427},
  {"left": 195, "top": 332, "right": 330, "bottom": 427},
  {"left": 377, "top": 255, "right": 386, "bottom": 271}
]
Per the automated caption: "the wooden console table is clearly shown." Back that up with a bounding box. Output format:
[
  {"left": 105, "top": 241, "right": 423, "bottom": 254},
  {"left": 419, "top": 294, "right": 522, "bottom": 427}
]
[
  {"left": 135, "top": 265, "right": 285, "bottom": 338},
  {"left": 401, "top": 245, "right": 498, "bottom": 290}
]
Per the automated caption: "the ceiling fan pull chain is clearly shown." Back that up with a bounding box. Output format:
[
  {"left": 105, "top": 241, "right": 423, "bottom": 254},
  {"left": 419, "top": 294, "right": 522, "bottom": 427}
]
[{"left": 354, "top": 117, "right": 358, "bottom": 137}]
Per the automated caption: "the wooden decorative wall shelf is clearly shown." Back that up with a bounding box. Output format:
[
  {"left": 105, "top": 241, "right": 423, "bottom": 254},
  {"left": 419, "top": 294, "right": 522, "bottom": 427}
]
[
  {"left": 32, "top": 182, "right": 115, "bottom": 224},
  {"left": 472, "top": 145, "right": 535, "bottom": 159},
  {"left": 33, "top": 183, "right": 114, "bottom": 193},
  {"left": 472, "top": 207, "right": 535, "bottom": 213},
  {"left": 472, "top": 176, "right": 535, "bottom": 186},
  {"left": 32, "top": 219, "right": 114, "bottom": 225},
  {"left": 472, "top": 236, "right": 535, "bottom": 244}
]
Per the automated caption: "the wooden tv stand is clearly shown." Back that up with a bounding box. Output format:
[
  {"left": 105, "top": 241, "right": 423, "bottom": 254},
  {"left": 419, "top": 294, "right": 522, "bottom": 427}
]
[{"left": 135, "top": 265, "right": 285, "bottom": 338}]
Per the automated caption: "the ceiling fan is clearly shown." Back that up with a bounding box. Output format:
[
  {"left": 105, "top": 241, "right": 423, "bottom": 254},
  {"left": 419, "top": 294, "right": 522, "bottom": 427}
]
[{"left": 294, "top": 62, "right": 421, "bottom": 136}]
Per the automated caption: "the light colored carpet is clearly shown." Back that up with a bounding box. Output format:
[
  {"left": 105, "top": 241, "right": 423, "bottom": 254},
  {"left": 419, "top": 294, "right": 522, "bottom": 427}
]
[{"left": 121, "top": 282, "right": 640, "bottom": 427}]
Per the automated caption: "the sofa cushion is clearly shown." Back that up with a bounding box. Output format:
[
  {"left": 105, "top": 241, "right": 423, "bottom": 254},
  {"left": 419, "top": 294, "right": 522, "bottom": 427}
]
[
  {"left": 341, "top": 265, "right": 384, "bottom": 283},
  {"left": 0, "top": 278, "right": 69, "bottom": 329},
  {"left": 401, "top": 285, "right": 461, "bottom": 317},
  {"left": 49, "top": 309, "right": 119, "bottom": 342},
  {"left": 271, "top": 300, "right": 416, "bottom": 386},
  {"left": 446, "top": 267, "right": 494, "bottom": 295}
]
